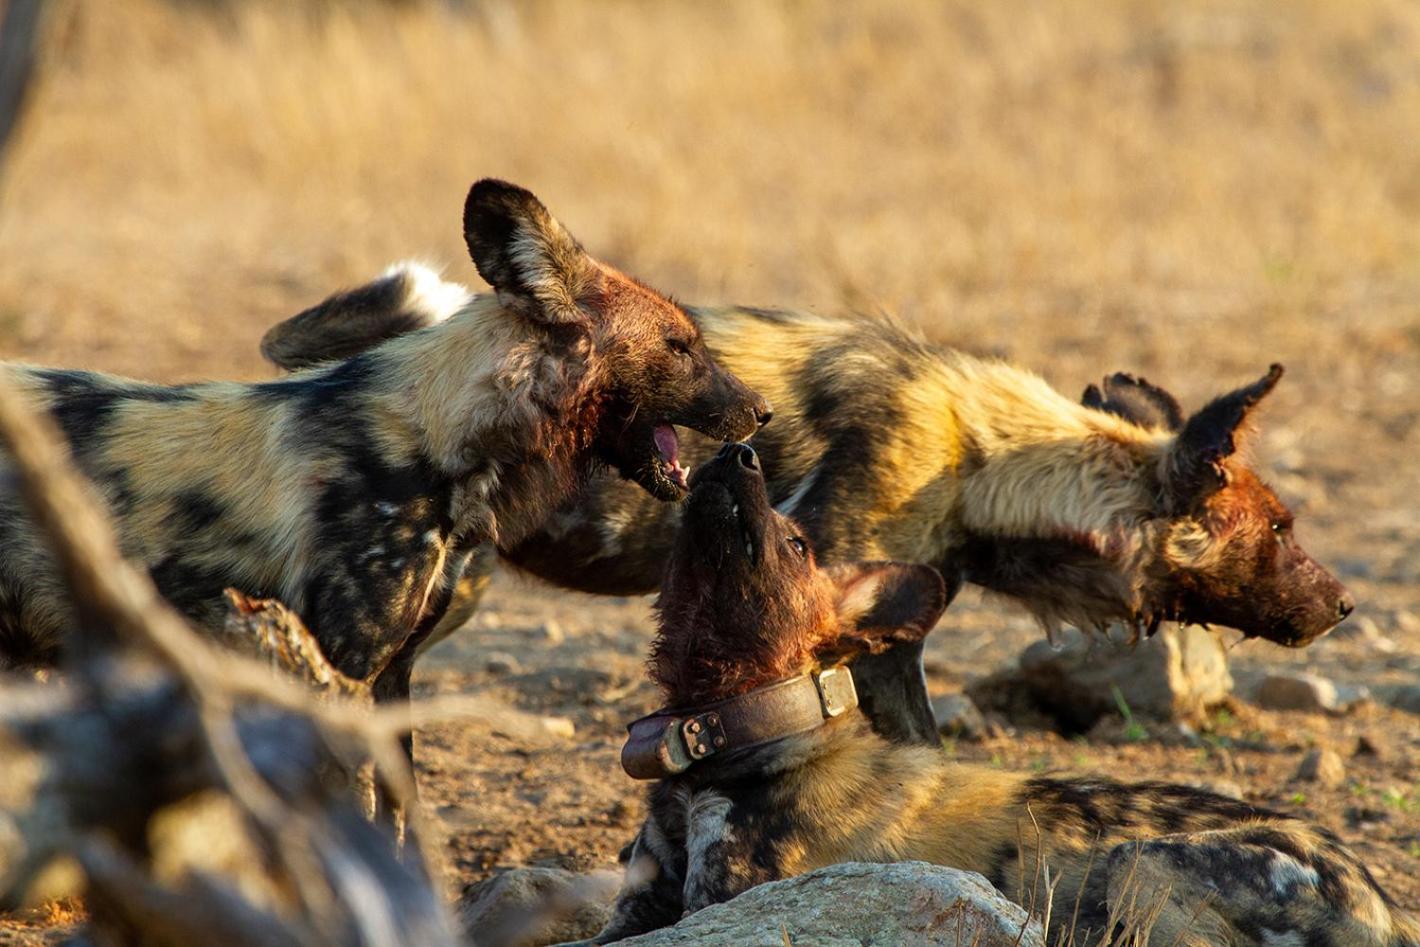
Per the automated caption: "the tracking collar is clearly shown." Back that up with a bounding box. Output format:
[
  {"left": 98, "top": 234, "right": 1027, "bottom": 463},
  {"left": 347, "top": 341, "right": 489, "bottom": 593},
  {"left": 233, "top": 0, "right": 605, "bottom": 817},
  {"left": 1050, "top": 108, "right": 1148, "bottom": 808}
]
[{"left": 620, "top": 666, "right": 858, "bottom": 780}]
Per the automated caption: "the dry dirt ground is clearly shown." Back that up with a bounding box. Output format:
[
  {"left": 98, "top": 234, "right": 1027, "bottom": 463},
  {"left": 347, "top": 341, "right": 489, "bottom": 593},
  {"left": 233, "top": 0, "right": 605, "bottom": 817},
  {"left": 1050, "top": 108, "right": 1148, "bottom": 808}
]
[{"left": 0, "top": 0, "right": 1417, "bottom": 942}]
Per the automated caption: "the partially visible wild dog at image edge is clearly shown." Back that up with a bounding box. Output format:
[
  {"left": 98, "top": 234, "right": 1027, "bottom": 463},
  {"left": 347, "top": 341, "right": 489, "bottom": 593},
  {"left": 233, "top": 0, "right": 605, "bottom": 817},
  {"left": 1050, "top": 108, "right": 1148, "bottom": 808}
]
[
  {"left": 261, "top": 270, "right": 1354, "bottom": 742},
  {"left": 0, "top": 180, "right": 769, "bottom": 717},
  {"left": 576, "top": 444, "right": 1416, "bottom": 947}
]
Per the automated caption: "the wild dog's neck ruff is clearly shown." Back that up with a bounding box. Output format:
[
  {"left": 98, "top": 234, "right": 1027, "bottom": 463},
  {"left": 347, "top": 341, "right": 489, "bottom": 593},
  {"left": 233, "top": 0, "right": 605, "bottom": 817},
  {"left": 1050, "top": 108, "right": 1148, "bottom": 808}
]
[
  {"left": 944, "top": 369, "right": 1175, "bottom": 636},
  {"left": 362, "top": 293, "right": 606, "bottom": 547},
  {"left": 622, "top": 666, "right": 859, "bottom": 780}
]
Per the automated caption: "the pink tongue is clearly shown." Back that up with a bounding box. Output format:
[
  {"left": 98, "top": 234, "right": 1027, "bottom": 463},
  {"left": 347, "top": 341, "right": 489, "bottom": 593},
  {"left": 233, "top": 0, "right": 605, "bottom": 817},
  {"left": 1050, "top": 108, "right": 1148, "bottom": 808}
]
[
  {"left": 653, "top": 424, "right": 680, "bottom": 464},
  {"left": 653, "top": 424, "right": 689, "bottom": 488}
]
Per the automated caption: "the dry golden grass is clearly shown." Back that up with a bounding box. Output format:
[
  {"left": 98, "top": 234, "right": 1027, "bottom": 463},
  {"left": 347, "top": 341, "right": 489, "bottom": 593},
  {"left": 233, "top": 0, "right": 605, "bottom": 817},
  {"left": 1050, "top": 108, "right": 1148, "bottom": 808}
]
[{"left": 2, "top": 0, "right": 1417, "bottom": 392}]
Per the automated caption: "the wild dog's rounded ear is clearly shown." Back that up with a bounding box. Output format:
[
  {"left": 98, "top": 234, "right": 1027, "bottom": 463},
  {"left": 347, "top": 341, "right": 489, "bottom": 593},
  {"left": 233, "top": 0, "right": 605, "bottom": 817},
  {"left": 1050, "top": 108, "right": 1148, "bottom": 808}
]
[
  {"left": 1166, "top": 364, "right": 1283, "bottom": 508},
  {"left": 1082, "top": 372, "right": 1184, "bottom": 432},
  {"left": 462, "top": 179, "right": 600, "bottom": 325},
  {"left": 820, "top": 562, "right": 957, "bottom": 661}
]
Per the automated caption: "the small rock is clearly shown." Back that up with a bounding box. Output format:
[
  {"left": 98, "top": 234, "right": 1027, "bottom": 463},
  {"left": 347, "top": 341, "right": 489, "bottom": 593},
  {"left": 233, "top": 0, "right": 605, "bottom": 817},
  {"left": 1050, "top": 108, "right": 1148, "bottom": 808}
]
[
  {"left": 1335, "top": 684, "right": 1374, "bottom": 710},
  {"left": 615, "top": 862, "right": 1044, "bottom": 946},
  {"left": 458, "top": 866, "right": 620, "bottom": 947},
  {"left": 1293, "top": 748, "right": 1345, "bottom": 788},
  {"left": 1383, "top": 684, "right": 1420, "bottom": 715},
  {"left": 1394, "top": 610, "right": 1420, "bottom": 636},
  {"left": 539, "top": 716, "right": 576, "bottom": 739},
  {"left": 485, "top": 652, "right": 521, "bottom": 675},
  {"left": 968, "top": 625, "right": 1232, "bottom": 732},
  {"left": 1255, "top": 673, "right": 1338, "bottom": 713},
  {"left": 540, "top": 619, "right": 566, "bottom": 645},
  {"left": 1190, "top": 779, "right": 1245, "bottom": 800},
  {"left": 931, "top": 693, "right": 986, "bottom": 739},
  {"left": 1331, "top": 615, "right": 1397, "bottom": 654},
  {"left": 1355, "top": 733, "right": 1388, "bottom": 761},
  {"left": 1332, "top": 557, "right": 1371, "bottom": 580}
]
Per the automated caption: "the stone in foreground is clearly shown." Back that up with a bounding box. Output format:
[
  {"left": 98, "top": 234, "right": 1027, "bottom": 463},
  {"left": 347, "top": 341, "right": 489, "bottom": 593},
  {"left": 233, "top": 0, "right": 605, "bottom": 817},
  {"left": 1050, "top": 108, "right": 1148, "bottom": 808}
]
[{"left": 614, "top": 862, "right": 1044, "bottom": 947}]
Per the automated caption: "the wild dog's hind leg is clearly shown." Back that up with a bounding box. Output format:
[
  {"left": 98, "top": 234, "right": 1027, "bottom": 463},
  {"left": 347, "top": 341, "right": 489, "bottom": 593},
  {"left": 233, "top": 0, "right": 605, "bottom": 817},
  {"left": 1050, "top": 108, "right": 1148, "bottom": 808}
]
[{"left": 1105, "top": 824, "right": 1409, "bottom": 947}]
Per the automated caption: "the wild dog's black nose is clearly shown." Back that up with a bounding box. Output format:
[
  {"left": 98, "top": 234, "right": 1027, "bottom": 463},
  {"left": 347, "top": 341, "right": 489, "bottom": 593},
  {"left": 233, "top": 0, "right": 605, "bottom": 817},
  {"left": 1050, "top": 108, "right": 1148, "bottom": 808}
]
[
  {"left": 735, "top": 444, "right": 760, "bottom": 471},
  {"left": 715, "top": 442, "right": 737, "bottom": 460},
  {"left": 755, "top": 402, "right": 774, "bottom": 428},
  {"left": 1337, "top": 594, "right": 1355, "bottom": 621}
]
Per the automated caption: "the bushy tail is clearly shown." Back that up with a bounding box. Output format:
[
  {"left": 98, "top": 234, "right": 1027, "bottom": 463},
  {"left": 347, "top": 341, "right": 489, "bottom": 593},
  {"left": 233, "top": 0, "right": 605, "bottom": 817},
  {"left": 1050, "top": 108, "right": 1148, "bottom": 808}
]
[{"left": 261, "top": 261, "right": 472, "bottom": 370}]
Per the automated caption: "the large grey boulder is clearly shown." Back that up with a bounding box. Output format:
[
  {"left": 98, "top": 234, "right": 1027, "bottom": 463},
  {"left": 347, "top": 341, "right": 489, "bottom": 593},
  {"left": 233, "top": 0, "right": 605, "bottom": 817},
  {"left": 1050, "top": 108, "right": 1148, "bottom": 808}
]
[
  {"left": 970, "top": 625, "right": 1232, "bottom": 731},
  {"left": 614, "top": 862, "right": 1044, "bottom": 946}
]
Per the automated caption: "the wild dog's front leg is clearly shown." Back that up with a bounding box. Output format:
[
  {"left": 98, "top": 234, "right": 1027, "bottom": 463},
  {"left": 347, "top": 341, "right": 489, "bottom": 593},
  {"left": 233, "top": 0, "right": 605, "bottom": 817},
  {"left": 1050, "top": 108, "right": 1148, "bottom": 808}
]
[
  {"left": 1104, "top": 824, "right": 1406, "bottom": 947},
  {"left": 305, "top": 524, "right": 452, "bottom": 682},
  {"left": 582, "top": 822, "right": 687, "bottom": 944},
  {"left": 848, "top": 638, "right": 938, "bottom": 745},
  {"left": 680, "top": 792, "right": 780, "bottom": 917}
]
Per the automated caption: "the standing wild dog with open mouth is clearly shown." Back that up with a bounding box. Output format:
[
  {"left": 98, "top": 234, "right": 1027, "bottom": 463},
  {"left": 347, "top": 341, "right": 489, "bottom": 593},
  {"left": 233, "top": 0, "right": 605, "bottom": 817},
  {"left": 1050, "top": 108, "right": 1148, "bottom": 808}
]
[
  {"left": 0, "top": 180, "right": 769, "bottom": 716},
  {"left": 261, "top": 278, "right": 1353, "bottom": 742},
  {"left": 582, "top": 445, "right": 1415, "bottom": 947}
]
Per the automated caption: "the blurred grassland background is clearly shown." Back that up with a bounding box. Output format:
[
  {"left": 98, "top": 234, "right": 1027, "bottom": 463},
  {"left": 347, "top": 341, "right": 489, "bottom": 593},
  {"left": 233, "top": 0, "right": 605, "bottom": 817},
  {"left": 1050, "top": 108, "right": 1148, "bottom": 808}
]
[{"left": 0, "top": 0, "right": 1415, "bottom": 561}]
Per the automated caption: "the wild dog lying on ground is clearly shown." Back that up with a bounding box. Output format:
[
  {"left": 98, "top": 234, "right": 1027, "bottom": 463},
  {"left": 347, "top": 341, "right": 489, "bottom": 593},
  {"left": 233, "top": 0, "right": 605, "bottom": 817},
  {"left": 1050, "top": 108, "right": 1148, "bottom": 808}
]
[
  {"left": 0, "top": 180, "right": 769, "bottom": 720},
  {"left": 261, "top": 275, "right": 1354, "bottom": 742},
  {"left": 582, "top": 445, "right": 1415, "bottom": 947}
]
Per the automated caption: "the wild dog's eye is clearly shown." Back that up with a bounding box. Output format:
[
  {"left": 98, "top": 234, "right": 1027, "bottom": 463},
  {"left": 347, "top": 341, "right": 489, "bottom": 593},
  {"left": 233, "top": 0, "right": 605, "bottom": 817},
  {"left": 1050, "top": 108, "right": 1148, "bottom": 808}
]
[
  {"left": 1271, "top": 520, "right": 1291, "bottom": 539},
  {"left": 667, "top": 338, "right": 693, "bottom": 359},
  {"left": 787, "top": 537, "right": 808, "bottom": 558}
]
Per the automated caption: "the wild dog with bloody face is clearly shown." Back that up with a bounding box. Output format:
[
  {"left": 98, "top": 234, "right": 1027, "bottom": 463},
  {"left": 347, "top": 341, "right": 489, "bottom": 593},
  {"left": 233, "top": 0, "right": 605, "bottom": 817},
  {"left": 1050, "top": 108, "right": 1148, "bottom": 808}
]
[
  {"left": 261, "top": 280, "right": 1353, "bottom": 742},
  {"left": 0, "top": 181, "right": 769, "bottom": 718},
  {"left": 582, "top": 445, "right": 1413, "bottom": 947}
]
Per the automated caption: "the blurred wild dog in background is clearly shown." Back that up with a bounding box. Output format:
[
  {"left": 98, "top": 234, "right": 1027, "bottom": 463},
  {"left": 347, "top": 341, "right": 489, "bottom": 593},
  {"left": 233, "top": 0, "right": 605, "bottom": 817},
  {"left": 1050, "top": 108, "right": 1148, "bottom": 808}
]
[
  {"left": 585, "top": 444, "right": 1412, "bottom": 947},
  {"left": 0, "top": 181, "right": 768, "bottom": 723},
  {"left": 263, "top": 272, "right": 1353, "bottom": 741}
]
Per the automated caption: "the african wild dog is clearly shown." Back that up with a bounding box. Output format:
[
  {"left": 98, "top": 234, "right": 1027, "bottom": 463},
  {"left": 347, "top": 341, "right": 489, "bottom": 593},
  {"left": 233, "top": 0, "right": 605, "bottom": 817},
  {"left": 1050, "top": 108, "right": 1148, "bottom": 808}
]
[
  {"left": 261, "top": 279, "right": 1353, "bottom": 742},
  {"left": 583, "top": 444, "right": 1415, "bottom": 947},
  {"left": 0, "top": 180, "right": 769, "bottom": 717}
]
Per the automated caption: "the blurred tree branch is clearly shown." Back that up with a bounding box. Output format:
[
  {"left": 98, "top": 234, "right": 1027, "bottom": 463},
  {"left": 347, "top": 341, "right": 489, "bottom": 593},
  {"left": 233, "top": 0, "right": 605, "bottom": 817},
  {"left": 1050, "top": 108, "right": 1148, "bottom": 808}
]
[
  {"left": 0, "top": 366, "right": 462, "bottom": 944},
  {"left": 0, "top": 0, "right": 45, "bottom": 186}
]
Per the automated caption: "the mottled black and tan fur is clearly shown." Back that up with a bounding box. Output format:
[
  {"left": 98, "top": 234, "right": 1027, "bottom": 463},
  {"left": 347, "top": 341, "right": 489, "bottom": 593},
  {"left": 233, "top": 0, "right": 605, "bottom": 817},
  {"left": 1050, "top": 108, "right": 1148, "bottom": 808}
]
[
  {"left": 584, "top": 448, "right": 1416, "bottom": 947},
  {"left": 263, "top": 280, "right": 1353, "bottom": 741},
  {"left": 0, "top": 180, "right": 768, "bottom": 713}
]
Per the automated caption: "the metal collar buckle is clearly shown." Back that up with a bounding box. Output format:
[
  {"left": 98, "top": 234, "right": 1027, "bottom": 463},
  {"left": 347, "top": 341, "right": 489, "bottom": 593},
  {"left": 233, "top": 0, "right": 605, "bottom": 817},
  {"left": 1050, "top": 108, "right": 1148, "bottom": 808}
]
[
  {"left": 681, "top": 711, "right": 727, "bottom": 761},
  {"left": 814, "top": 666, "right": 856, "bottom": 718}
]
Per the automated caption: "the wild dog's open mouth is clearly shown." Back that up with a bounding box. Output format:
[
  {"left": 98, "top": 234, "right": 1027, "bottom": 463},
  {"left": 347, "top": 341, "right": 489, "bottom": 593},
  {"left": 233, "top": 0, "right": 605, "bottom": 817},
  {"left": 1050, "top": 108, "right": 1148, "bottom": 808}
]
[
  {"left": 653, "top": 424, "right": 691, "bottom": 493},
  {"left": 610, "top": 417, "right": 693, "bottom": 502}
]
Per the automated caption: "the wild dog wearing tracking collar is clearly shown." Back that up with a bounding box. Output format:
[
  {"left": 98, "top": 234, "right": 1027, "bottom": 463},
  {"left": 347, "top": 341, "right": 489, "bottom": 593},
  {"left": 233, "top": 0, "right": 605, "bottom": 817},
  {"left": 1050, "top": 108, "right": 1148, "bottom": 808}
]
[
  {"left": 579, "top": 444, "right": 1416, "bottom": 947},
  {"left": 262, "top": 276, "right": 1354, "bottom": 745}
]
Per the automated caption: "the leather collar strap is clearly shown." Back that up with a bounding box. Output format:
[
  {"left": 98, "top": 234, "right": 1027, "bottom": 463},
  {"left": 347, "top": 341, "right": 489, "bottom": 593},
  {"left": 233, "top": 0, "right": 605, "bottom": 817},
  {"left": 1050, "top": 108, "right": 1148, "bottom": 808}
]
[{"left": 620, "top": 667, "right": 858, "bottom": 780}]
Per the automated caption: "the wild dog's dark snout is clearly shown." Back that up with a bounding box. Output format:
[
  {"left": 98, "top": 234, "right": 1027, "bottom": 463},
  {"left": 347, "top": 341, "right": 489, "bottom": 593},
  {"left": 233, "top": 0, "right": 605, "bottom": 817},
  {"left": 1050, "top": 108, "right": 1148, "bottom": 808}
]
[
  {"left": 704, "top": 443, "right": 760, "bottom": 479},
  {"left": 699, "top": 369, "right": 768, "bottom": 442}
]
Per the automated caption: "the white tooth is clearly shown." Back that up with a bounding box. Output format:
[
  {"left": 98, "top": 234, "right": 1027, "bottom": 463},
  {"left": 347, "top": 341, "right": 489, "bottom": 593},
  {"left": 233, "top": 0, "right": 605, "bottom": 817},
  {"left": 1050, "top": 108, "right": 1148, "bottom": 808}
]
[
  {"left": 732, "top": 504, "right": 739, "bottom": 515},
  {"left": 745, "top": 542, "right": 753, "bottom": 557}
]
